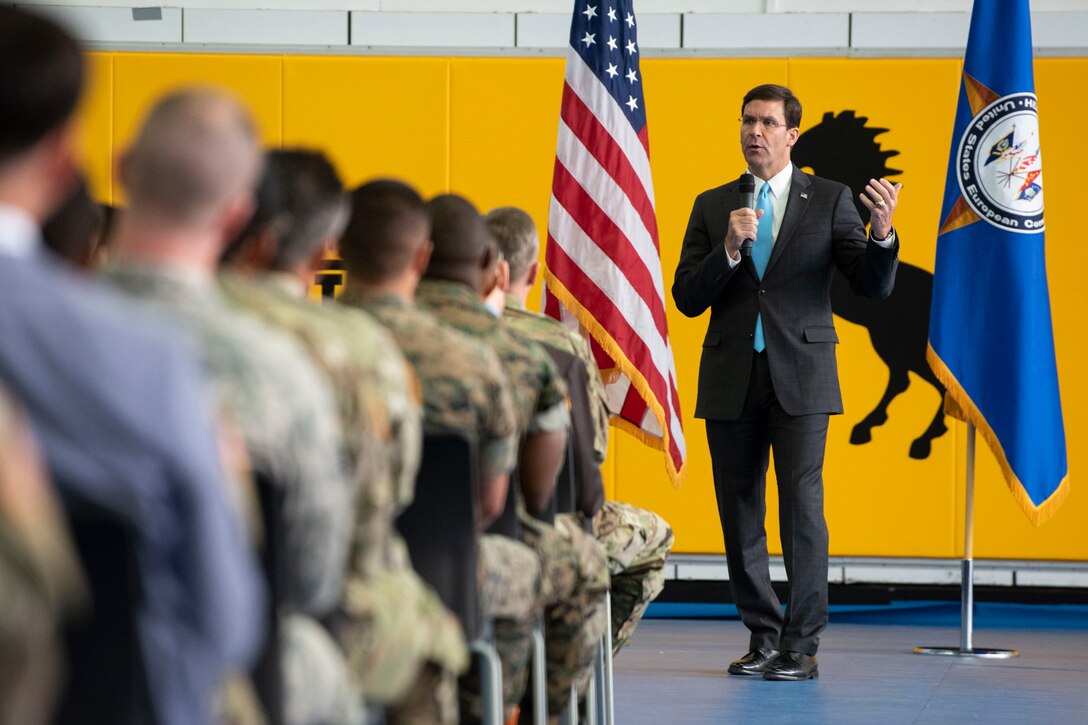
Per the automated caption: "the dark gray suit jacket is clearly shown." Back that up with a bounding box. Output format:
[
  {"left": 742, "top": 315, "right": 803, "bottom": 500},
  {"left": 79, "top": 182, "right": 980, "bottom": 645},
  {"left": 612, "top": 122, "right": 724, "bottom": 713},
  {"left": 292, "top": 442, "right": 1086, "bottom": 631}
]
[{"left": 672, "top": 166, "right": 899, "bottom": 420}]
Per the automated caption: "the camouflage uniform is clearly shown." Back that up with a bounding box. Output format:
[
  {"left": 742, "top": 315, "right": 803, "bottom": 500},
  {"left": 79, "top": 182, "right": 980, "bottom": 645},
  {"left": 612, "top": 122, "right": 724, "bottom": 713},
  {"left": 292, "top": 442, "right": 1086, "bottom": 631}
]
[
  {"left": 219, "top": 273, "right": 467, "bottom": 722},
  {"left": 103, "top": 263, "right": 355, "bottom": 723},
  {"left": 0, "top": 389, "right": 85, "bottom": 725},
  {"left": 504, "top": 296, "right": 675, "bottom": 654},
  {"left": 504, "top": 295, "right": 609, "bottom": 464},
  {"left": 417, "top": 280, "right": 609, "bottom": 712},
  {"left": 342, "top": 290, "right": 539, "bottom": 718},
  {"left": 592, "top": 502, "right": 672, "bottom": 652}
]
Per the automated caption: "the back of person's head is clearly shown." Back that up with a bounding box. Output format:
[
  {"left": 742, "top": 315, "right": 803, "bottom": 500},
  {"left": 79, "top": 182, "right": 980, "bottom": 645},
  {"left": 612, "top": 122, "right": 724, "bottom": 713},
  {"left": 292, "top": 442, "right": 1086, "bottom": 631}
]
[
  {"left": 426, "top": 194, "right": 493, "bottom": 272},
  {"left": 227, "top": 149, "right": 346, "bottom": 272},
  {"left": 41, "top": 176, "right": 105, "bottom": 269},
  {"left": 0, "top": 7, "right": 84, "bottom": 166},
  {"left": 339, "top": 179, "right": 430, "bottom": 284},
  {"left": 485, "top": 206, "right": 539, "bottom": 284},
  {"left": 122, "top": 88, "right": 261, "bottom": 227},
  {"left": 741, "top": 83, "right": 802, "bottom": 130}
]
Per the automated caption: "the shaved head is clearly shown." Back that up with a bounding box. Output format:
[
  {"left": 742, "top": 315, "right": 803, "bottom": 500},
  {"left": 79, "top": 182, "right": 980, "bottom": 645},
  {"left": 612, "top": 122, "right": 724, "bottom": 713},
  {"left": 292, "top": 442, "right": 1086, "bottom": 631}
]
[
  {"left": 427, "top": 194, "right": 493, "bottom": 271},
  {"left": 123, "top": 88, "right": 261, "bottom": 226},
  {"left": 340, "top": 178, "right": 429, "bottom": 284}
]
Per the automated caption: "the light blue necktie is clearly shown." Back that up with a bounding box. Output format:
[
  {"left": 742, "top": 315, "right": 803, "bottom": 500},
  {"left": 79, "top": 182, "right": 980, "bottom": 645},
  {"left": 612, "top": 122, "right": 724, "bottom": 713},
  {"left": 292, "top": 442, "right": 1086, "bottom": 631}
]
[{"left": 752, "top": 183, "right": 774, "bottom": 352}]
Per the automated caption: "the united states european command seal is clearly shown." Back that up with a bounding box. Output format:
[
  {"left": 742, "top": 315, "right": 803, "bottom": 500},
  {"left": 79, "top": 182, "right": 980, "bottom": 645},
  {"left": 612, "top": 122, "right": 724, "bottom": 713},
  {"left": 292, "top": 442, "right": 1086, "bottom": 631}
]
[{"left": 957, "top": 91, "right": 1044, "bottom": 233}]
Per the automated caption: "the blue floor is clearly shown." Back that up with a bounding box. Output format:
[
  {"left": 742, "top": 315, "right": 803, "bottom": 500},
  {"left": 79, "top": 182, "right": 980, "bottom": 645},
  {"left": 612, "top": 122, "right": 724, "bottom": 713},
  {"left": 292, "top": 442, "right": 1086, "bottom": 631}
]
[
  {"left": 645, "top": 600, "right": 1088, "bottom": 629},
  {"left": 615, "top": 604, "right": 1088, "bottom": 724}
]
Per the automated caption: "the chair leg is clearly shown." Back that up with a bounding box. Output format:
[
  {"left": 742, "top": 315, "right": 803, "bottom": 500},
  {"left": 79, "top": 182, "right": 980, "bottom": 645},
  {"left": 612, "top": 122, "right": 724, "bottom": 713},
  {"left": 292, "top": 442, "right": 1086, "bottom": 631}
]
[
  {"left": 470, "top": 639, "right": 504, "bottom": 725},
  {"left": 601, "top": 593, "right": 614, "bottom": 725},
  {"left": 584, "top": 663, "right": 598, "bottom": 725},
  {"left": 562, "top": 683, "right": 577, "bottom": 725},
  {"left": 530, "top": 617, "right": 547, "bottom": 725}
]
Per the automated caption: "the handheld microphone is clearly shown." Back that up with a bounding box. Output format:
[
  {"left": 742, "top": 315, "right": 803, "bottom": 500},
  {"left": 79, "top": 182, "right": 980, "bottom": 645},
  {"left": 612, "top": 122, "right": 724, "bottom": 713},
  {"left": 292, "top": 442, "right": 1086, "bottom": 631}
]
[{"left": 738, "top": 173, "right": 756, "bottom": 257}]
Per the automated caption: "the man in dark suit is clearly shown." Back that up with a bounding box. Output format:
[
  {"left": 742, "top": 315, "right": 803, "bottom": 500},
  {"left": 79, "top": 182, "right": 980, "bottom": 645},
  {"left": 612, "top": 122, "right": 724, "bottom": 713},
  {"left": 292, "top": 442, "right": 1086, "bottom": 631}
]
[{"left": 672, "top": 84, "right": 901, "bottom": 681}]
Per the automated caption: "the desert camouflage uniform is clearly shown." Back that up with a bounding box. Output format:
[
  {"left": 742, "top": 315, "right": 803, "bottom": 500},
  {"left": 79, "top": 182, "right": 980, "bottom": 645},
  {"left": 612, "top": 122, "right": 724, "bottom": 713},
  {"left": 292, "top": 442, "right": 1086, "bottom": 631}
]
[
  {"left": 504, "top": 296, "right": 675, "bottom": 654},
  {"left": 417, "top": 280, "right": 609, "bottom": 712},
  {"left": 342, "top": 290, "right": 539, "bottom": 717},
  {"left": 103, "top": 263, "right": 355, "bottom": 723},
  {"left": 219, "top": 273, "right": 467, "bottom": 722}
]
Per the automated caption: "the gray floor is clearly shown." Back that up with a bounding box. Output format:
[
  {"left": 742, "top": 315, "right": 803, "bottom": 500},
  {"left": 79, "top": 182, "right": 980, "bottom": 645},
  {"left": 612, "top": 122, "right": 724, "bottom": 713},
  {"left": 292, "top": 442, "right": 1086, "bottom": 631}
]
[{"left": 613, "top": 617, "right": 1088, "bottom": 724}]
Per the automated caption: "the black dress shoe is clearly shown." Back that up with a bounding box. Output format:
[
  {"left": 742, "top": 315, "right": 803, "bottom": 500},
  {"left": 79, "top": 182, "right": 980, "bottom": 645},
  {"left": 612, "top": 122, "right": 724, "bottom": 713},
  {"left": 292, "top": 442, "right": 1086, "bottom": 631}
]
[
  {"left": 727, "top": 648, "right": 780, "bottom": 676},
  {"left": 762, "top": 651, "right": 818, "bottom": 680}
]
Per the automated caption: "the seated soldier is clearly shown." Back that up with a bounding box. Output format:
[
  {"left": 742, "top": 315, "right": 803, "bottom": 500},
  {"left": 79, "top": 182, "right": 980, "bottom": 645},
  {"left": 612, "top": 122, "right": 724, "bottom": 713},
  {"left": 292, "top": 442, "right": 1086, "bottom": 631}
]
[
  {"left": 0, "top": 12, "right": 264, "bottom": 723},
  {"left": 101, "top": 89, "right": 355, "bottom": 724},
  {"left": 338, "top": 179, "right": 542, "bottom": 724},
  {"left": 221, "top": 151, "right": 467, "bottom": 724},
  {"left": 486, "top": 206, "right": 674, "bottom": 655},
  {"left": 418, "top": 195, "right": 610, "bottom": 718}
]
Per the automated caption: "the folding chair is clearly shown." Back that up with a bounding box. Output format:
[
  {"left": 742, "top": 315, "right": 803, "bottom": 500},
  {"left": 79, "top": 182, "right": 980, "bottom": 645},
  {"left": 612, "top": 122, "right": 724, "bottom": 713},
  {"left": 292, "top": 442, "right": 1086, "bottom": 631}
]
[
  {"left": 251, "top": 473, "right": 287, "bottom": 725},
  {"left": 56, "top": 495, "right": 155, "bottom": 725},
  {"left": 397, "top": 428, "right": 502, "bottom": 725},
  {"left": 542, "top": 346, "right": 614, "bottom": 725}
]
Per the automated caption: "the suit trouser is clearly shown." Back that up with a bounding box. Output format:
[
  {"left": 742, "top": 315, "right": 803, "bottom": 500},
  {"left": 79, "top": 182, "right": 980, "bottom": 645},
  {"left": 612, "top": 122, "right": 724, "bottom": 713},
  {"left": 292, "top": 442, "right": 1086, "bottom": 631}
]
[{"left": 705, "top": 350, "right": 829, "bottom": 655}]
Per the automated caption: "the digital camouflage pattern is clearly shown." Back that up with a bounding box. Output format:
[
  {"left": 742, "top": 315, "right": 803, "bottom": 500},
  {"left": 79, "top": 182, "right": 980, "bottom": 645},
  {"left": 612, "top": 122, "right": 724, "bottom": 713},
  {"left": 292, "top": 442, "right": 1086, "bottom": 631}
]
[
  {"left": 415, "top": 280, "right": 609, "bottom": 713},
  {"left": 594, "top": 500, "right": 673, "bottom": 653},
  {"left": 502, "top": 296, "right": 675, "bottom": 656},
  {"left": 346, "top": 291, "right": 518, "bottom": 481},
  {"left": 477, "top": 533, "right": 542, "bottom": 718},
  {"left": 103, "top": 262, "right": 352, "bottom": 618},
  {"left": 345, "top": 290, "right": 538, "bottom": 717},
  {"left": 0, "top": 389, "right": 85, "bottom": 725},
  {"left": 521, "top": 512, "right": 609, "bottom": 710},
  {"left": 218, "top": 273, "right": 467, "bottom": 718},
  {"left": 503, "top": 295, "right": 610, "bottom": 464},
  {"left": 415, "top": 280, "right": 568, "bottom": 436},
  {"left": 219, "top": 272, "right": 419, "bottom": 574}
]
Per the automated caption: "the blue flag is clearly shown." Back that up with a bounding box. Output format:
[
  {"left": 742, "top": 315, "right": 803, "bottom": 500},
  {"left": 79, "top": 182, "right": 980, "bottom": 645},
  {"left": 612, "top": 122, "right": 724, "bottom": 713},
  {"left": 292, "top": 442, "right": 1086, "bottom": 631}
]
[{"left": 928, "top": 0, "right": 1068, "bottom": 525}]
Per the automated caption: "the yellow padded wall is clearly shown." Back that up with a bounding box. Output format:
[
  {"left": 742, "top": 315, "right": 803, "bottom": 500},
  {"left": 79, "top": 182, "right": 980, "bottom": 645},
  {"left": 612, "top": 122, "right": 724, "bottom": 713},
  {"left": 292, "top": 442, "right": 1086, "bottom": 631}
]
[
  {"left": 111, "top": 53, "right": 283, "bottom": 203},
  {"left": 74, "top": 51, "right": 1086, "bottom": 560},
  {"left": 283, "top": 56, "right": 451, "bottom": 198},
  {"left": 447, "top": 57, "right": 565, "bottom": 308},
  {"left": 785, "top": 58, "right": 961, "bottom": 557},
  {"left": 614, "top": 59, "right": 789, "bottom": 554},
  {"left": 76, "top": 53, "right": 114, "bottom": 204}
]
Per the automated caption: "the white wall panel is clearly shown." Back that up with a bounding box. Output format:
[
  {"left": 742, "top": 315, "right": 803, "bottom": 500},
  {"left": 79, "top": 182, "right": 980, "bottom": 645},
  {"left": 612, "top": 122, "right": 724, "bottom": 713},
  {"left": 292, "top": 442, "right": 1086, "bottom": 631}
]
[
  {"left": 515, "top": 13, "right": 570, "bottom": 48},
  {"left": 14, "top": 0, "right": 1088, "bottom": 12},
  {"left": 517, "top": 12, "right": 680, "bottom": 49},
  {"left": 19, "top": 4, "right": 181, "bottom": 43},
  {"left": 1033, "top": 11, "right": 1088, "bottom": 47},
  {"left": 183, "top": 9, "right": 348, "bottom": 46},
  {"left": 350, "top": 11, "right": 515, "bottom": 48},
  {"left": 851, "top": 13, "right": 969, "bottom": 50},
  {"left": 683, "top": 13, "right": 849, "bottom": 50}
]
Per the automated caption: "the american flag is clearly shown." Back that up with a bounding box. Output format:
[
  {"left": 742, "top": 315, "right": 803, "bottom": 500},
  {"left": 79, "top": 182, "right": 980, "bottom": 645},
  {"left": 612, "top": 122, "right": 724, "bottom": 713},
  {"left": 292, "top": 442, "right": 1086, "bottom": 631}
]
[{"left": 543, "top": 0, "right": 686, "bottom": 485}]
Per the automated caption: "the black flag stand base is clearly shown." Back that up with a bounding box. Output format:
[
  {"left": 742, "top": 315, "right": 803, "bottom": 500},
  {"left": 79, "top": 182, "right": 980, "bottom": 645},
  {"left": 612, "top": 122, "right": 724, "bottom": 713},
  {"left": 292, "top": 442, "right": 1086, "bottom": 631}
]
[{"left": 914, "top": 423, "right": 1019, "bottom": 660}]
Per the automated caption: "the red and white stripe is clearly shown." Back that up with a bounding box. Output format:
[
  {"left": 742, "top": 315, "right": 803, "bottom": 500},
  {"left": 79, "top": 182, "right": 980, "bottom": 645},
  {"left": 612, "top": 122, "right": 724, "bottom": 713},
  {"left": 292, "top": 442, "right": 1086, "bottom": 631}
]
[{"left": 544, "top": 39, "right": 686, "bottom": 483}]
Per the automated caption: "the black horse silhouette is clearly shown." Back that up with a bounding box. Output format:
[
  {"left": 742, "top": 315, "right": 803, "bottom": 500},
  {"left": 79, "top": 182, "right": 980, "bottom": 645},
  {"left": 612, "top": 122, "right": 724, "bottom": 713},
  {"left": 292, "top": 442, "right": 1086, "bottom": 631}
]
[{"left": 793, "top": 111, "right": 947, "bottom": 460}]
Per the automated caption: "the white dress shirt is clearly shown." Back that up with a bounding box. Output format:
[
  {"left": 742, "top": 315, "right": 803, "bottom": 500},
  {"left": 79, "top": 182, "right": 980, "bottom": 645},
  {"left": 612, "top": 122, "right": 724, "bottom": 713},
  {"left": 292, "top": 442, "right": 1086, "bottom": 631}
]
[
  {"left": 726, "top": 164, "right": 895, "bottom": 269},
  {"left": 0, "top": 203, "right": 40, "bottom": 258}
]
